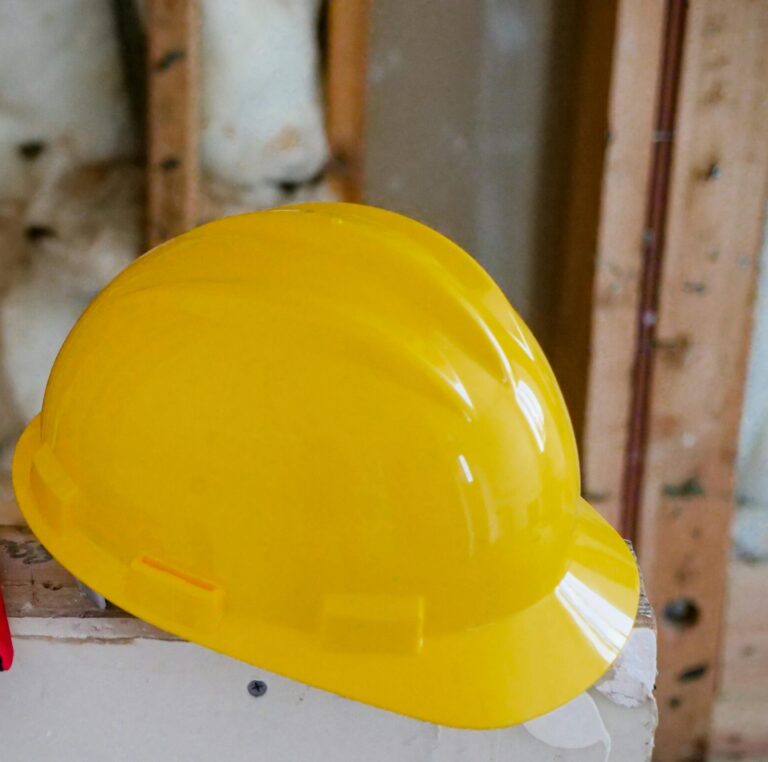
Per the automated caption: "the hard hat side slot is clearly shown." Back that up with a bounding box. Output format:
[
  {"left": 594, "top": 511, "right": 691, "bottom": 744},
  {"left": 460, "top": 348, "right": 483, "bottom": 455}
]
[
  {"left": 127, "top": 555, "right": 223, "bottom": 635},
  {"left": 319, "top": 593, "right": 425, "bottom": 655}
]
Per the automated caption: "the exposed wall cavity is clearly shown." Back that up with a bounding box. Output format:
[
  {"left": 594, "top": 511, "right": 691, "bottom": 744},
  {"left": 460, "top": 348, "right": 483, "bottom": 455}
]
[{"left": 0, "top": 0, "right": 333, "bottom": 507}]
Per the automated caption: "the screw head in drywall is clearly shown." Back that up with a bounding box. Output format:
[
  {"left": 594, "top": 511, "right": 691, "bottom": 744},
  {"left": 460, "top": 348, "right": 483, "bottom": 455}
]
[{"left": 247, "top": 679, "right": 268, "bottom": 698}]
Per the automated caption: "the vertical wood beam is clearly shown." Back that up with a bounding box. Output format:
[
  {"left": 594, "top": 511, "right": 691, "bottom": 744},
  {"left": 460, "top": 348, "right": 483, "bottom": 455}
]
[
  {"left": 325, "top": 0, "right": 371, "bottom": 202},
  {"left": 146, "top": 0, "right": 200, "bottom": 246},
  {"left": 637, "top": 2, "right": 768, "bottom": 759},
  {"left": 0, "top": 203, "right": 25, "bottom": 526},
  {"left": 582, "top": 0, "right": 667, "bottom": 530}
]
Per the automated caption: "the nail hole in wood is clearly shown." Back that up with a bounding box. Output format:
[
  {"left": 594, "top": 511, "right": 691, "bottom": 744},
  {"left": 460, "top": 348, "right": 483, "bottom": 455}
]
[
  {"left": 156, "top": 49, "right": 186, "bottom": 71},
  {"left": 25, "top": 225, "right": 57, "bottom": 242},
  {"left": 678, "top": 663, "right": 709, "bottom": 683},
  {"left": 160, "top": 157, "right": 181, "bottom": 171},
  {"left": 663, "top": 598, "right": 700, "bottom": 628}
]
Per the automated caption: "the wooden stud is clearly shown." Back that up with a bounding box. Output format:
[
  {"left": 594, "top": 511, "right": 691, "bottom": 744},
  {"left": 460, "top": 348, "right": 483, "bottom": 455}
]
[
  {"left": 146, "top": 0, "right": 200, "bottom": 246},
  {"left": 581, "top": 0, "right": 667, "bottom": 530},
  {"left": 0, "top": 201, "right": 27, "bottom": 526},
  {"left": 636, "top": 2, "right": 768, "bottom": 758},
  {"left": 712, "top": 559, "right": 768, "bottom": 759},
  {"left": 325, "top": 0, "right": 372, "bottom": 202}
]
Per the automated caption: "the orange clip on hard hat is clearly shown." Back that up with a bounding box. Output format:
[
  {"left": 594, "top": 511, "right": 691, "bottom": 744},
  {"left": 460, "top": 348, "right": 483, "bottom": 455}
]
[{"left": 13, "top": 203, "right": 639, "bottom": 728}]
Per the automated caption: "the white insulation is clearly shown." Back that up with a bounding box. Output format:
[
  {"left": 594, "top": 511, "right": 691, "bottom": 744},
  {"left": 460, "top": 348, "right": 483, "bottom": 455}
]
[{"left": 0, "top": 0, "right": 332, "bottom": 473}]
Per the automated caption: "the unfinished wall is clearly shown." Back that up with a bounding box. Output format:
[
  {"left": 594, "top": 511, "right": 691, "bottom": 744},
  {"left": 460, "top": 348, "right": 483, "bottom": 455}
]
[{"left": 0, "top": 0, "right": 332, "bottom": 526}]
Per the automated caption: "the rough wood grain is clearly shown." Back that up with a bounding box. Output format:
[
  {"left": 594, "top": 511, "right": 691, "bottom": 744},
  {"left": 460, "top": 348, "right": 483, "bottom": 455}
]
[
  {"left": 711, "top": 559, "right": 768, "bottom": 759},
  {"left": 0, "top": 526, "right": 171, "bottom": 639},
  {"left": 325, "top": 0, "right": 371, "bottom": 201},
  {"left": 0, "top": 200, "right": 27, "bottom": 527},
  {"left": 718, "top": 560, "right": 768, "bottom": 702},
  {"left": 635, "top": 2, "right": 768, "bottom": 759},
  {"left": 712, "top": 694, "right": 768, "bottom": 760},
  {"left": 146, "top": 0, "right": 200, "bottom": 245},
  {"left": 1, "top": 525, "right": 115, "bottom": 617},
  {"left": 0, "top": 493, "right": 22, "bottom": 526},
  {"left": 581, "top": 0, "right": 666, "bottom": 530}
]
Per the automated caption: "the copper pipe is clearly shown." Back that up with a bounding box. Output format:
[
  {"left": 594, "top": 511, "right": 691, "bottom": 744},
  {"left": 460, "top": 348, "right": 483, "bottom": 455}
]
[{"left": 621, "top": 0, "right": 689, "bottom": 542}]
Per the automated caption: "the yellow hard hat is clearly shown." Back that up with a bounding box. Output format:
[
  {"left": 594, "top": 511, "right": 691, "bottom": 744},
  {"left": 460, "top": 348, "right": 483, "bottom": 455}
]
[{"left": 13, "top": 203, "right": 639, "bottom": 728}]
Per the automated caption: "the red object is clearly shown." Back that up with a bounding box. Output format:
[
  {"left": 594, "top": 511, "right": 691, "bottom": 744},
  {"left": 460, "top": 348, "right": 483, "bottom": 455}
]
[{"left": 0, "top": 577, "right": 13, "bottom": 671}]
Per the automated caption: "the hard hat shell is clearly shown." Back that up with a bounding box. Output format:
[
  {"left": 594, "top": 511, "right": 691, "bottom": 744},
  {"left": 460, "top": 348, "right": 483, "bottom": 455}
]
[{"left": 13, "top": 203, "right": 639, "bottom": 728}]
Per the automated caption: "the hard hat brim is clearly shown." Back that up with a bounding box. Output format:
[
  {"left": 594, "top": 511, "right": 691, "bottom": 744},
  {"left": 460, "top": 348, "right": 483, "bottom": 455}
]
[{"left": 14, "top": 414, "right": 639, "bottom": 729}]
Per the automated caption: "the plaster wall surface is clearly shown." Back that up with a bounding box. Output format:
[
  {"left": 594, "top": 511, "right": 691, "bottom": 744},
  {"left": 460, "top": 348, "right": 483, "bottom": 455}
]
[{"left": 0, "top": 617, "right": 656, "bottom": 762}]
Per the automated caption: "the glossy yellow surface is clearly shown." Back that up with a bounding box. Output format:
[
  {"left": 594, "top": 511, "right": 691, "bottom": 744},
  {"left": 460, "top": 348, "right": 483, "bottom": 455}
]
[{"left": 13, "top": 203, "right": 639, "bottom": 728}]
